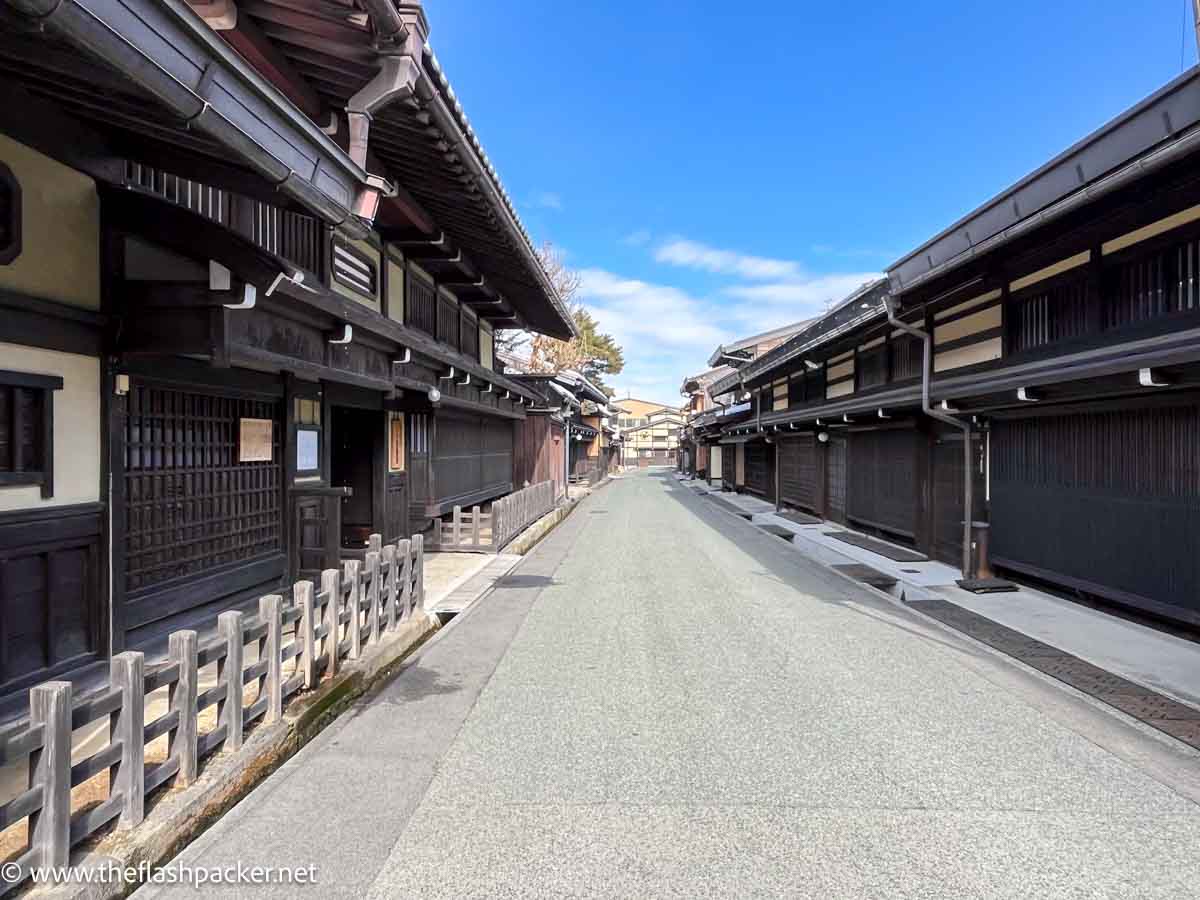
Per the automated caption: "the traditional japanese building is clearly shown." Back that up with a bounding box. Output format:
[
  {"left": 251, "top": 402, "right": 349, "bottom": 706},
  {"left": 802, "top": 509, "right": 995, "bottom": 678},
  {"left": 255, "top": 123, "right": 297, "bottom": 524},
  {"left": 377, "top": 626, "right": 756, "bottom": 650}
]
[
  {"left": 705, "top": 68, "right": 1200, "bottom": 628},
  {"left": 0, "top": 0, "right": 573, "bottom": 706},
  {"left": 684, "top": 320, "right": 811, "bottom": 492}
]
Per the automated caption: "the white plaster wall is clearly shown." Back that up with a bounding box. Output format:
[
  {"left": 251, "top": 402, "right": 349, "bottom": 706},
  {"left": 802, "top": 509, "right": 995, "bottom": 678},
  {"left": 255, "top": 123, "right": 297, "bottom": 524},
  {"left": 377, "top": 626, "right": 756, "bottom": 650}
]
[{"left": 0, "top": 342, "right": 101, "bottom": 511}]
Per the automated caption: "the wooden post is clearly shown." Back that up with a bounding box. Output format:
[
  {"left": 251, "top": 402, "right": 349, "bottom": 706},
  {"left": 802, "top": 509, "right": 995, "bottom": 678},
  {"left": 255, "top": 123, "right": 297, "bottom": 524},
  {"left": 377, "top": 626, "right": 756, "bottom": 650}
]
[
  {"left": 364, "top": 551, "right": 381, "bottom": 645},
  {"left": 110, "top": 651, "right": 145, "bottom": 829},
  {"left": 381, "top": 544, "right": 397, "bottom": 630},
  {"left": 492, "top": 498, "right": 504, "bottom": 551},
  {"left": 320, "top": 568, "right": 340, "bottom": 678},
  {"left": 368, "top": 533, "right": 382, "bottom": 555},
  {"left": 259, "top": 595, "right": 283, "bottom": 723},
  {"left": 451, "top": 505, "right": 462, "bottom": 547},
  {"left": 413, "top": 532, "right": 425, "bottom": 609},
  {"left": 168, "top": 630, "right": 199, "bottom": 785},
  {"left": 295, "top": 581, "right": 316, "bottom": 688},
  {"left": 471, "top": 506, "right": 481, "bottom": 548},
  {"left": 217, "top": 611, "right": 244, "bottom": 751},
  {"left": 29, "top": 682, "right": 71, "bottom": 868},
  {"left": 344, "top": 559, "right": 362, "bottom": 659},
  {"left": 398, "top": 539, "right": 412, "bottom": 618}
]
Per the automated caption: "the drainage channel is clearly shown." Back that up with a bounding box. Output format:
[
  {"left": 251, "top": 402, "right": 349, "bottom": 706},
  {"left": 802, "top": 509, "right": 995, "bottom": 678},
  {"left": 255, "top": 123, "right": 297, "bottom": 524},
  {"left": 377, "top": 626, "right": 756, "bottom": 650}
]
[{"left": 908, "top": 597, "right": 1200, "bottom": 752}]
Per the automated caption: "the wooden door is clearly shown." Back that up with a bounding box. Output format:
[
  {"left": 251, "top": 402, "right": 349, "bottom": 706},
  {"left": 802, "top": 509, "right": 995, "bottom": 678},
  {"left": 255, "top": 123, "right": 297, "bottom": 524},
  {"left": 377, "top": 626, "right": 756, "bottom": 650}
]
[
  {"left": 407, "top": 412, "right": 430, "bottom": 530},
  {"left": 931, "top": 430, "right": 966, "bottom": 565},
  {"left": 826, "top": 434, "right": 847, "bottom": 524},
  {"left": 990, "top": 400, "right": 1200, "bottom": 624},
  {"left": 778, "top": 434, "right": 817, "bottom": 511}
]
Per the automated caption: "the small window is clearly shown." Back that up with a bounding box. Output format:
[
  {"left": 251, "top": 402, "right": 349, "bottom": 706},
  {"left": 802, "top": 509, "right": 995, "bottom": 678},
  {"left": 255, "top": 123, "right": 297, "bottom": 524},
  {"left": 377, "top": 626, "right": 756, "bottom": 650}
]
[
  {"left": 331, "top": 238, "right": 378, "bottom": 299},
  {"left": 0, "top": 162, "right": 20, "bottom": 265},
  {"left": 293, "top": 396, "right": 321, "bottom": 475},
  {"left": 0, "top": 370, "right": 61, "bottom": 498}
]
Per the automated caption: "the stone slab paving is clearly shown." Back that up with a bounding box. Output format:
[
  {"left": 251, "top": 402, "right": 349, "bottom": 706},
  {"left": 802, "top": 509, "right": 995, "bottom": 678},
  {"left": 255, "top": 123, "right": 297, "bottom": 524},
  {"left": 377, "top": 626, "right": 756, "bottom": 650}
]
[{"left": 136, "top": 470, "right": 1200, "bottom": 899}]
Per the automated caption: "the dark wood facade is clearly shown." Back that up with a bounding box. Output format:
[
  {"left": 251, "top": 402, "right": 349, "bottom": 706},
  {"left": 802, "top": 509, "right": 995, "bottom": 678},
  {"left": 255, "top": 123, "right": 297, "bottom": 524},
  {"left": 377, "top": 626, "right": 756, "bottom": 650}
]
[
  {"left": 0, "top": 0, "right": 573, "bottom": 704},
  {"left": 700, "top": 71, "right": 1200, "bottom": 627}
]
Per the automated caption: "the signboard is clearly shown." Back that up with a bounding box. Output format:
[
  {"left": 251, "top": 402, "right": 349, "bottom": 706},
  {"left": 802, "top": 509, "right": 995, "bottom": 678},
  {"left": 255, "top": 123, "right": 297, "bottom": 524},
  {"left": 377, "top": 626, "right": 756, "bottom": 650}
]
[
  {"left": 296, "top": 429, "right": 320, "bottom": 473},
  {"left": 238, "top": 418, "right": 274, "bottom": 463}
]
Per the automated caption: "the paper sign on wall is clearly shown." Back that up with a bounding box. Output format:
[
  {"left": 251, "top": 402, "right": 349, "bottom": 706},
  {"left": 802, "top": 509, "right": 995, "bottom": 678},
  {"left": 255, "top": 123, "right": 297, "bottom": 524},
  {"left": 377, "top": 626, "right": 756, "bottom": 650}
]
[
  {"left": 296, "top": 429, "right": 320, "bottom": 472},
  {"left": 239, "top": 418, "right": 274, "bottom": 462}
]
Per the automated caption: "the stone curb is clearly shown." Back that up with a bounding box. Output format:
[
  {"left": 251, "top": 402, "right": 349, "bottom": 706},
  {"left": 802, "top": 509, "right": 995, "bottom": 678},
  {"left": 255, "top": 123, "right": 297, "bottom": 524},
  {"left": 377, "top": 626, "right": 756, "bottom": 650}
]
[{"left": 38, "top": 614, "right": 439, "bottom": 900}]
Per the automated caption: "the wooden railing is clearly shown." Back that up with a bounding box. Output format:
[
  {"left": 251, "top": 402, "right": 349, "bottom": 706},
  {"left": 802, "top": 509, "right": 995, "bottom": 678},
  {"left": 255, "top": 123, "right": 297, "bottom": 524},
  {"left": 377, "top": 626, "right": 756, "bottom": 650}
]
[
  {"left": 430, "top": 481, "right": 557, "bottom": 552},
  {"left": 0, "top": 532, "right": 423, "bottom": 895}
]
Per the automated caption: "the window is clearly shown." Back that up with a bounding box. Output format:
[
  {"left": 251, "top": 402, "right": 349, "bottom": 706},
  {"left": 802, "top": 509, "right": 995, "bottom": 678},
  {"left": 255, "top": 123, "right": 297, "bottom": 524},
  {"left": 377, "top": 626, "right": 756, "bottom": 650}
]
[
  {"left": 407, "top": 273, "right": 436, "bottom": 334},
  {"left": 437, "top": 294, "right": 459, "bottom": 350},
  {"left": 389, "top": 411, "right": 405, "bottom": 471},
  {"left": 1009, "top": 271, "right": 1090, "bottom": 353},
  {"left": 293, "top": 397, "right": 321, "bottom": 475},
  {"left": 408, "top": 413, "right": 429, "bottom": 454},
  {"left": 332, "top": 237, "right": 378, "bottom": 300},
  {"left": 1106, "top": 233, "right": 1200, "bottom": 330},
  {"left": 892, "top": 334, "right": 923, "bottom": 381},
  {"left": 0, "top": 162, "right": 20, "bottom": 264},
  {"left": 857, "top": 345, "right": 888, "bottom": 389},
  {"left": 461, "top": 309, "right": 479, "bottom": 360},
  {"left": 0, "top": 370, "right": 60, "bottom": 498}
]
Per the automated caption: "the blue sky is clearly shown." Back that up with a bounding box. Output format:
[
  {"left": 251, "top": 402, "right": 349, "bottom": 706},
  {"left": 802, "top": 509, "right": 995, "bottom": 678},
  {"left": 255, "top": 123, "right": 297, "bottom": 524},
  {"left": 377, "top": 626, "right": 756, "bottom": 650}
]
[{"left": 431, "top": 1, "right": 1197, "bottom": 404}]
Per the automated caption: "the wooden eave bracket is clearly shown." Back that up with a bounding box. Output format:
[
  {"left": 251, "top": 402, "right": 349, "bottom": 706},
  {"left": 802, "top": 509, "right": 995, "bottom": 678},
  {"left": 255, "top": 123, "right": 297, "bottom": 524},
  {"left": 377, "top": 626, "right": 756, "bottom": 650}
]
[
  {"left": 328, "top": 324, "right": 353, "bottom": 345},
  {"left": 1138, "top": 367, "right": 1170, "bottom": 387},
  {"left": 439, "top": 366, "right": 456, "bottom": 380}
]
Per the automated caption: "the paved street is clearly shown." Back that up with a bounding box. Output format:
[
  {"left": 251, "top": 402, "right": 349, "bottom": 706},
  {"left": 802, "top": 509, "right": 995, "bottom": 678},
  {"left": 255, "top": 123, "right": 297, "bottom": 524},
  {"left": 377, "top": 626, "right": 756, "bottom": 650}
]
[{"left": 136, "top": 470, "right": 1200, "bottom": 899}]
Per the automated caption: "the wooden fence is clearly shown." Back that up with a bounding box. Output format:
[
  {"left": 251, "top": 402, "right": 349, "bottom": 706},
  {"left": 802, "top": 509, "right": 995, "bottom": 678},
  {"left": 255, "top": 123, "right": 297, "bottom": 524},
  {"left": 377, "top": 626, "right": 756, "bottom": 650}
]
[
  {"left": 430, "top": 480, "right": 557, "bottom": 552},
  {"left": 0, "top": 532, "right": 423, "bottom": 895}
]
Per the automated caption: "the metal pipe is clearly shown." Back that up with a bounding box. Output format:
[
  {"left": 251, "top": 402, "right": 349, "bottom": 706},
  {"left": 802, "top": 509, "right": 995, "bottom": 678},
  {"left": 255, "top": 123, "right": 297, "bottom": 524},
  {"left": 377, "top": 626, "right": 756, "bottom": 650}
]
[
  {"left": 884, "top": 294, "right": 974, "bottom": 578},
  {"left": 6, "top": 0, "right": 374, "bottom": 238},
  {"left": 361, "top": 0, "right": 408, "bottom": 43}
]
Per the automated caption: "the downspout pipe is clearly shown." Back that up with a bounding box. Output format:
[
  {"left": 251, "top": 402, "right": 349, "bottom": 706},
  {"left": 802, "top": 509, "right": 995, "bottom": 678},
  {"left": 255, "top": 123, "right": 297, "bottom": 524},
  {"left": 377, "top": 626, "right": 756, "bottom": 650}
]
[{"left": 884, "top": 294, "right": 975, "bottom": 578}]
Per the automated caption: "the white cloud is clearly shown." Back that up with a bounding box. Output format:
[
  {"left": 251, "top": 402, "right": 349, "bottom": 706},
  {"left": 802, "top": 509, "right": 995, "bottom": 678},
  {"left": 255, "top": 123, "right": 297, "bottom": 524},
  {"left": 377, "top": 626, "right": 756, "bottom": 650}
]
[
  {"left": 724, "top": 273, "right": 879, "bottom": 309},
  {"left": 529, "top": 191, "right": 563, "bottom": 211},
  {"left": 621, "top": 229, "right": 652, "bottom": 246},
  {"left": 654, "top": 238, "right": 802, "bottom": 281}
]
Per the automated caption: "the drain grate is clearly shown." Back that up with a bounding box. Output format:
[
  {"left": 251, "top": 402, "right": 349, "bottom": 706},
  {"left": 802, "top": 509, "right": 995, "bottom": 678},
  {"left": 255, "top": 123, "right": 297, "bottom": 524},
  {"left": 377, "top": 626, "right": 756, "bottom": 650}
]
[
  {"left": 833, "top": 563, "right": 899, "bottom": 589},
  {"left": 824, "top": 531, "right": 928, "bottom": 562},
  {"left": 756, "top": 524, "right": 796, "bottom": 543},
  {"left": 908, "top": 597, "right": 1200, "bottom": 752}
]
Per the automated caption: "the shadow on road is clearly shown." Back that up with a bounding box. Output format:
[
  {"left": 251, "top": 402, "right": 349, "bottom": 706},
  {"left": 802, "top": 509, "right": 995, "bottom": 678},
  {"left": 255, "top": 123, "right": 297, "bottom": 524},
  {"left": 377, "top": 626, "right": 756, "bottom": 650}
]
[
  {"left": 652, "top": 472, "right": 977, "bottom": 659},
  {"left": 497, "top": 574, "right": 558, "bottom": 590},
  {"left": 377, "top": 663, "right": 465, "bottom": 702}
]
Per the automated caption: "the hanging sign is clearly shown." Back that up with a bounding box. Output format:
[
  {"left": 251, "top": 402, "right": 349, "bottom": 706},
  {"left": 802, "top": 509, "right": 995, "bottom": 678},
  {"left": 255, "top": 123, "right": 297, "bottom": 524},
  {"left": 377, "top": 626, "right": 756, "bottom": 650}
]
[{"left": 239, "top": 418, "right": 274, "bottom": 462}]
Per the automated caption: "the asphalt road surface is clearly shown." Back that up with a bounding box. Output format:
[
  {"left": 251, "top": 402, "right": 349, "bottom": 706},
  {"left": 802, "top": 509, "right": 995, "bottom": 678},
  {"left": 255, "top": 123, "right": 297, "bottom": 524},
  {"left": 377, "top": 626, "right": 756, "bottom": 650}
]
[{"left": 134, "top": 469, "right": 1200, "bottom": 899}]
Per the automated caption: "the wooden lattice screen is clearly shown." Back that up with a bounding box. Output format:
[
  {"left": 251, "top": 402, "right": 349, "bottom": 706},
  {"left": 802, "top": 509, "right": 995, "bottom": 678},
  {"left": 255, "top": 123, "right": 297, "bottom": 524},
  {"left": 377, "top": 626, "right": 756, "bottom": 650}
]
[{"left": 124, "top": 384, "right": 282, "bottom": 594}]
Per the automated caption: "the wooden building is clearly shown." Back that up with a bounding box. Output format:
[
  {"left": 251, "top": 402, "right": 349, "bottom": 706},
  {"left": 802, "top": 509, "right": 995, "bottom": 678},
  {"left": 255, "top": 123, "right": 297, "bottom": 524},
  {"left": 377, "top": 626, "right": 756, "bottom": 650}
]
[
  {"left": 706, "top": 68, "right": 1200, "bottom": 627},
  {"left": 0, "top": 0, "right": 573, "bottom": 706},
  {"left": 511, "top": 371, "right": 614, "bottom": 489},
  {"left": 884, "top": 67, "right": 1200, "bottom": 626}
]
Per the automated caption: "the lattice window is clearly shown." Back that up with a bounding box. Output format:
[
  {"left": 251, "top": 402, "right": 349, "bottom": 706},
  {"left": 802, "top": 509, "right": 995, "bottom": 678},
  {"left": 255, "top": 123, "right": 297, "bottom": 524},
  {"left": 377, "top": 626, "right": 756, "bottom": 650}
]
[
  {"left": 892, "top": 334, "right": 923, "bottom": 380},
  {"left": 124, "top": 384, "right": 282, "bottom": 594},
  {"left": 788, "top": 375, "right": 806, "bottom": 408},
  {"left": 332, "top": 238, "right": 378, "bottom": 300},
  {"left": 437, "top": 294, "right": 459, "bottom": 350},
  {"left": 407, "top": 273, "right": 436, "bottom": 334},
  {"left": 1106, "top": 235, "right": 1200, "bottom": 330},
  {"left": 857, "top": 345, "right": 888, "bottom": 389},
  {"left": 1009, "top": 273, "right": 1090, "bottom": 353},
  {"left": 461, "top": 309, "right": 479, "bottom": 360}
]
